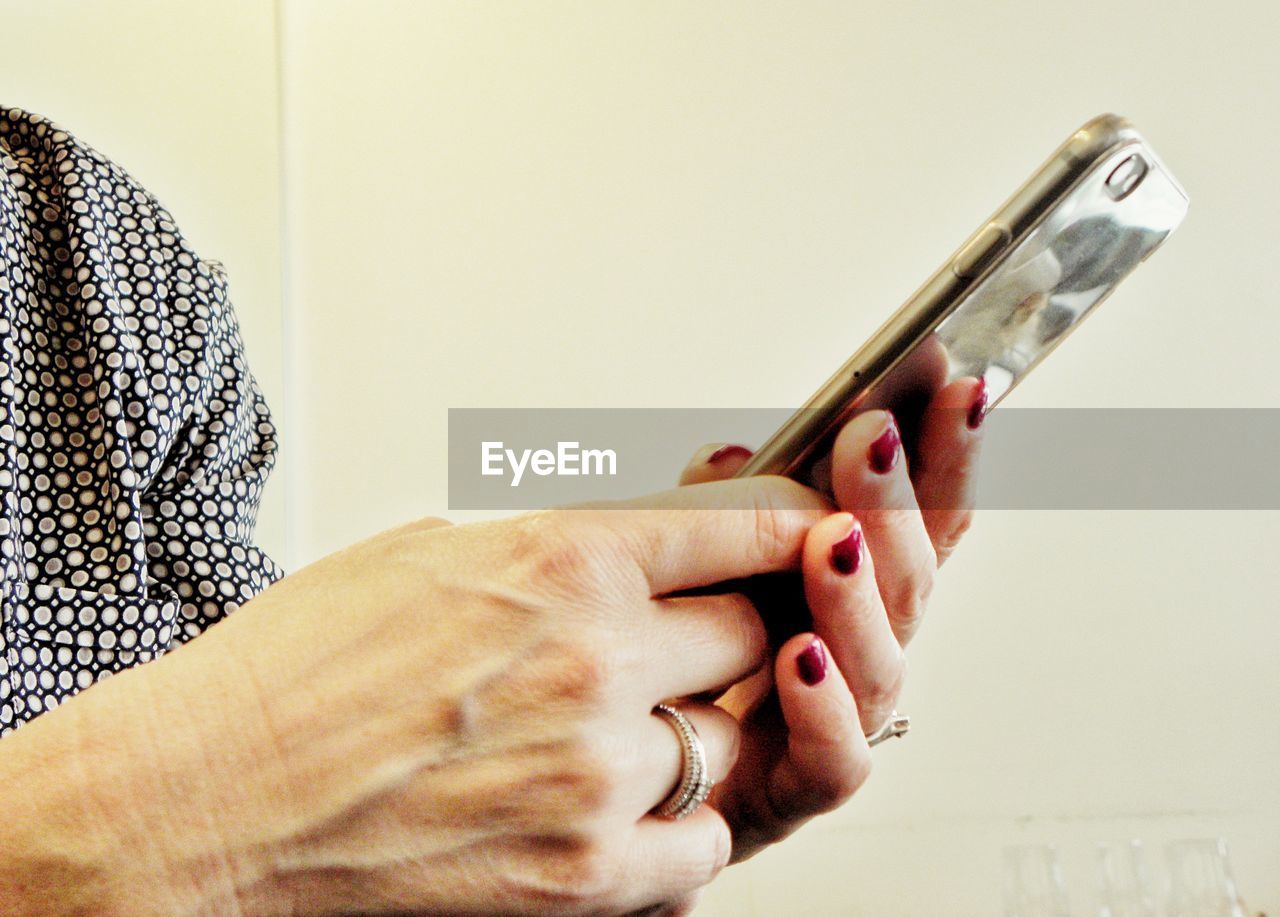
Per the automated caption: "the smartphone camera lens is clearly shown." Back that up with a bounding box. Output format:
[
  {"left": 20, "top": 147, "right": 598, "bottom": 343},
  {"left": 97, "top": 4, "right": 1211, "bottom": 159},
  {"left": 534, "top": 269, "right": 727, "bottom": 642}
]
[{"left": 1104, "top": 153, "right": 1148, "bottom": 201}]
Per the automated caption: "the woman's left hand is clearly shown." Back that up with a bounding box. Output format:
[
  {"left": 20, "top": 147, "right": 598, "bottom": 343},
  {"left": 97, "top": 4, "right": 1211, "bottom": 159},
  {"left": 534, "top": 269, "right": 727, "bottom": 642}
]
[{"left": 674, "top": 377, "right": 987, "bottom": 871}]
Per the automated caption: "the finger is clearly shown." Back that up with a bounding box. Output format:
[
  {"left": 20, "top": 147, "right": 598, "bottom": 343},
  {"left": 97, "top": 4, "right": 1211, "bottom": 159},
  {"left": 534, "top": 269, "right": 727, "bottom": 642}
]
[
  {"left": 715, "top": 662, "right": 773, "bottom": 722},
  {"left": 387, "top": 704, "right": 736, "bottom": 846},
  {"left": 616, "top": 807, "right": 731, "bottom": 910},
  {"left": 631, "top": 702, "right": 740, "bottom": 817},
  {"left": 830, "top": 410, "right": 936, "bottom": 645},
  {"left": 912, "top": 376, "right": 986, "bottom": 566},
  {"left": 646, "top": 592, "right": 767, "bottom": 700},
  {"left": 678, "top": 443, "right": 755, "bottom": 486},
  {"left": 608, "top": 476, "right": 832, "bottom": 595},
  {"left": 471, "top": 808, "right": 729, "bottom": 914},
  {"left": 801, "top": 512, "right": 905, "bottom": 734},
  {"left": 636, "top": 889, "right": 704, "bottom": 917},
  {"left": 768, "top": 633, "right": 872, "bottom": 826}
]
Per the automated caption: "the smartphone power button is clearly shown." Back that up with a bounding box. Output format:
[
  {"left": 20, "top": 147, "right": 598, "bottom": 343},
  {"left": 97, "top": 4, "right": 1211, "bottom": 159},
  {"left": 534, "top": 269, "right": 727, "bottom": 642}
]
[{"left": 951, "top": 223, "right": 1010, "bottom": 279}]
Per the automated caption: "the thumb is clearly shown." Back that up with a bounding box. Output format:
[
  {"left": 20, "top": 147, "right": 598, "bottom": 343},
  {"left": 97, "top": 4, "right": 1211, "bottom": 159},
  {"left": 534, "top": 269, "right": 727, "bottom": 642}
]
[{"left": 678, "top": 443, "right": 754, "bottom": 486}]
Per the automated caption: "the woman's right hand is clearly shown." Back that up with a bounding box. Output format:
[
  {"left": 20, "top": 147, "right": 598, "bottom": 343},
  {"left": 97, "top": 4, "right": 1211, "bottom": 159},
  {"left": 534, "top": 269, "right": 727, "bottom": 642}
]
[{"left": 0, "top": 476, "right": 834, "bottom": 915}]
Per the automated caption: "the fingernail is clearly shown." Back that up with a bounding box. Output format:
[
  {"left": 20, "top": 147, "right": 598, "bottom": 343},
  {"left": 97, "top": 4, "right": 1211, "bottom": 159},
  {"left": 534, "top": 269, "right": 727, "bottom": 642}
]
[
  {"left": 967, "top": 378, "right": 989, "bottom": 430},
  {"left": 867, "top": 419, "right": 900, "bottom": 474},
  {"left": 707, "top": 444, "right": 753, "bottom": 464},
  {"left": 829, "top": 524, "right": 864, "bottom": 576},
  {"left": 796, "top": 637, "right": 827, "bottom": 686}
]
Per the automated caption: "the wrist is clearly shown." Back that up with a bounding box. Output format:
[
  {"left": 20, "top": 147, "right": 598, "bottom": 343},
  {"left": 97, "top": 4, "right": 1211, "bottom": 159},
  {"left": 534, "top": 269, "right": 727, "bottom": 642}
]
[
  {"left": 0, "top": 679, "right": 186, "bottom": 914},
  {"left": 0, "top": 644, "right": 275, "bottom": 915}
]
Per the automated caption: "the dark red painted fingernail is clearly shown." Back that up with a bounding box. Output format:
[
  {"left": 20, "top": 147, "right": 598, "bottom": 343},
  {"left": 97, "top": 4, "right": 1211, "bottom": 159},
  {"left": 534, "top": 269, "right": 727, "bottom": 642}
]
[
  {"left": 829, "top": 525, "right": 864, "bottom": 576},
  {"left": 867, "top": 419, "right": 900, "bottom": 474},
  {"left": 796, "top": 637, "right": 828, "bottom": 686},
  {"left": 707, "top": 444, "right": 753, "bottom": 464},
  {"left": 967, "top": 378, "right": 989, "bottom": 430}
]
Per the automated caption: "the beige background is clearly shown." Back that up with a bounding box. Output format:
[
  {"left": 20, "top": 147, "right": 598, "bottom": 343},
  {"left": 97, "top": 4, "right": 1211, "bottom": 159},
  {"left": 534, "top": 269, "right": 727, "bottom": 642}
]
[{"left": 8, "top": 1, "right": 1280, "bottom": 913}]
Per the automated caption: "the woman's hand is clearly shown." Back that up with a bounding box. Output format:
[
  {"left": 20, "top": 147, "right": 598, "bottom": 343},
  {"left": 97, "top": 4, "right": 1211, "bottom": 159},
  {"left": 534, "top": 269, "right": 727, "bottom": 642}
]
[
  {"left": 0, "top": 476, "right": 840, "bottom": 916},
  {"left": 678, "top": 378, "right": 986, "bottom": 864}
]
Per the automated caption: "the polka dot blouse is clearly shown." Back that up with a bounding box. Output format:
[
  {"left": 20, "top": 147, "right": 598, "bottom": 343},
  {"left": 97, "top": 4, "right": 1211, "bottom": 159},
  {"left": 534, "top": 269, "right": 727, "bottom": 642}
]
[{"left": 0, "top": 107, "right": 285, "bottom": 734}]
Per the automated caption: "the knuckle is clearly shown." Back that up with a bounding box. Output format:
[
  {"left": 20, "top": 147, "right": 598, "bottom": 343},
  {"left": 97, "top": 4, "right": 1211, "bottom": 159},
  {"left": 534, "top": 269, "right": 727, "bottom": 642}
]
[
  {"left": 946, "top": 509, "right": 974, "bottom": 543},
  {"left": 659, "top": 891, "right": 705, "bottom": 917},
  {"left": 548, "top": 634, "right": 617, "bottom": 709},
  {"left": 764, "top": 725, "right": 875, "bottom": 821},
  {"left": 747, "top": 478, "right": 808, "bottom": 567},
  {"left": 489, "top": 632, "right": 627, "bottom": 731},
  {"left": 508, "top": 508, "right": 556, "bottom": 553},
  {"left": 912, "top": 564, "right": 936, "bottom": 617},
  {"left": 934, "top": 510, "right": 974, "bottom": 561},
  {"left": 538, "top": 534, "right": 598, "bottom": 589},
  {"left": 722, "top": 718, "right": 744, "bottom": 775},
  {"left": 556, "top": 835, "right": 623, "bottom": 910},
  {"left": 503, "top": 833, "right": 622, "bottom": 914},
  {"left": 579, "top": 755, "right": 622, "bottom": 817},
  {"left": 512, "top": 635, "right": 627, "bottom": 727},
  {"left": 695, "top": 709, "right": 743, "bottom": 783},
  {"left": 888, "top": 556, "right": 936, "bottom": 634},
  {"left": 709, "top": 817, "right": 733, "bottom": 875},
  {"left": 512, "top": 512, "right": 616, "bottom": 596},
  {"left": 722, "top": 595, "right": 768, "bottom": 674},
  {"left": 661, "top": 819, "right": 731, "bottom": 897},
  {"left": 550, "top": 730, "right": 623, "bottom": 816},
  {"left": 861, "top": 651, "right": 908, "bottom": 713},
  {"left": 813, "top": 750, "right": 873, "bottom": 812}
]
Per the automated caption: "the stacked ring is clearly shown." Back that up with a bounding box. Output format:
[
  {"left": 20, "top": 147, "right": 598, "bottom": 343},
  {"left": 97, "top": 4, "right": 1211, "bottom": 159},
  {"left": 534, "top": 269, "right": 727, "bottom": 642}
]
[{"left": 650, "top": 704, "right": 714, "bottom": 820}]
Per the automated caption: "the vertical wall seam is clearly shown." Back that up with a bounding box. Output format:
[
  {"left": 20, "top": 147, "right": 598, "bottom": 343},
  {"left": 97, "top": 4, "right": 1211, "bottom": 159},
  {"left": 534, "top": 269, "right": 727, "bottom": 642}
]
[{"left": 272, "top": 0, "right": 298, "bottom": 571}]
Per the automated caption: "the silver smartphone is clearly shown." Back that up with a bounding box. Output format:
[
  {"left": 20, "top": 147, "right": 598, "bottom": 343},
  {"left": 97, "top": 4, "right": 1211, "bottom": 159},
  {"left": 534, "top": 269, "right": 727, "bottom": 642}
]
[{"left": 736, "top": 114, "right": 1189, "bottom": 486}]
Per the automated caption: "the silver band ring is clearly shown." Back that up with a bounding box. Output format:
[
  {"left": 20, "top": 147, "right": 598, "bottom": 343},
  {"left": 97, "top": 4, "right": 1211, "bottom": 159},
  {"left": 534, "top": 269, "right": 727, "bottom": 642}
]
[
  {"left": 866, "top": 711, "right": 911, "bottom": 748},
  {"left": 651, "top": 703, "right": 714, "bottom": 820}
]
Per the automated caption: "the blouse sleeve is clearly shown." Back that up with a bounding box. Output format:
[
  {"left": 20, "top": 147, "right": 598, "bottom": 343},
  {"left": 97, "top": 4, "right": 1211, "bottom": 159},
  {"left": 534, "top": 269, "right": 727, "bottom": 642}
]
[{"left": 0, "top": 106, "right": 285, "bottom": 733}]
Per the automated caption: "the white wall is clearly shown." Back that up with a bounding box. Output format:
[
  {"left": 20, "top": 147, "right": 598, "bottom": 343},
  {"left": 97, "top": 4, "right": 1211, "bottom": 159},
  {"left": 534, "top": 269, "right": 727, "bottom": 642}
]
[
  {"left": 281, "top": 3, "right": 1280, "bottom": 913},
  {"left": 0, "top": 0, "right": 287, "bottom": 563},
  {"left": 13, "top": 1, "right": 1277, "bottom": 913}
]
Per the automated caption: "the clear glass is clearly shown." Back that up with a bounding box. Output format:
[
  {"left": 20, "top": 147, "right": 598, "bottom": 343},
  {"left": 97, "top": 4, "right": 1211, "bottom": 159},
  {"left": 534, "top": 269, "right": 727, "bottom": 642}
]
[
  {"left": 1004, "top": 844, "right": 1071, "bottom": 917},
  {"left": 1165, "top": 838, "right": 1247, "bottom": 917},
  {"left": 1097, "top": 840, "right": 1156, "bottom": 917}
]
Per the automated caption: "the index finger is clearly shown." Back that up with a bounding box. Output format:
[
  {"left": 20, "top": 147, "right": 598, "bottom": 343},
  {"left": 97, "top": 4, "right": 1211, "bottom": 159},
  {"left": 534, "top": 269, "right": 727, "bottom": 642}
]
[{"left": 607, "top": 476, "right": 831, "bottom": 596}]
